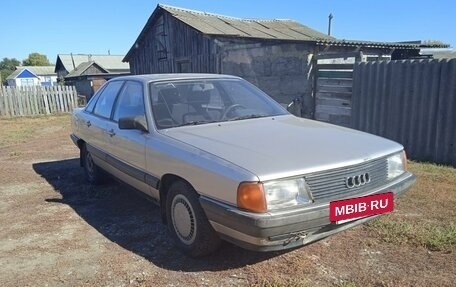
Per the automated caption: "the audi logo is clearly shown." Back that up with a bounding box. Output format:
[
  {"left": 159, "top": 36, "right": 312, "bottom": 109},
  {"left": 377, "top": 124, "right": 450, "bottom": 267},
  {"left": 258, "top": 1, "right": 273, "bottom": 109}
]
[{"left": 345, "top": 172, "right": 371, "bottom": 188}]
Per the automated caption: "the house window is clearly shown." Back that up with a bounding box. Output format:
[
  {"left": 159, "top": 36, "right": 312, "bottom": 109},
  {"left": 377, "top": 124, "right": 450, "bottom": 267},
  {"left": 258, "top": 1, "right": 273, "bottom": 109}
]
[{"left": 20, "top": 79, "right": 35, "bottom": 86}]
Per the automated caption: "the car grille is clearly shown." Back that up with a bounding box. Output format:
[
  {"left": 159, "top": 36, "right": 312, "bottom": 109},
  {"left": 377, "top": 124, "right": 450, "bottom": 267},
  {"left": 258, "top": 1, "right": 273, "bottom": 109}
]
[{"left": 305, "top": 157, "right": 388, "bottom": 202}]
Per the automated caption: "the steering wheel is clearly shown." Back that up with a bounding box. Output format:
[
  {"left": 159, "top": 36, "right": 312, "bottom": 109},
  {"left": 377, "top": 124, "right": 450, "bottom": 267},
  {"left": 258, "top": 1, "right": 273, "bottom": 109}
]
[{"left": 221, "top": 104, "right": 246, "bottom": 120}]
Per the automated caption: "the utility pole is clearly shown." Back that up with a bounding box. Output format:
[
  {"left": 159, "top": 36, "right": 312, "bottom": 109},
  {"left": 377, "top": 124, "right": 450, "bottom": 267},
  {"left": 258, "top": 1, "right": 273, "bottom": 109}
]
[{"left": 328, "top": 13, "right": 333, "bottom": 36}]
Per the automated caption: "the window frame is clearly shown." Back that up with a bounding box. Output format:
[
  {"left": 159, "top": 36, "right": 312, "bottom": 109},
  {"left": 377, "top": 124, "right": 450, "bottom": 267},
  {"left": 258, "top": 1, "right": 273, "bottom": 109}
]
[
  {"left": 91, "top": 80, "right": 125, "bottom": 120},
  {"left": 111, "top": 80, "right": 147, "bottom": 124}
]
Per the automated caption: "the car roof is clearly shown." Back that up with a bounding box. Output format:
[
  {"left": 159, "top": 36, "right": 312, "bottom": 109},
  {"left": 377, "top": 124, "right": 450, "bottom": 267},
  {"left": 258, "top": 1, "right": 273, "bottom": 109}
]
[{"left": 111, "top": 73, "right": 241, "bottom": 83}]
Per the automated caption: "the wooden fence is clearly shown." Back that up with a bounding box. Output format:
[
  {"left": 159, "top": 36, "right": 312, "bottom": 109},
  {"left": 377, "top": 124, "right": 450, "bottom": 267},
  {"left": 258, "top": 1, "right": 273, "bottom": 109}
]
[
  {"left": 0, "top": 85, "right": 79, "bottom": 117},
  {"left": 352, "top": 59, "right": 456, "bottom": 166}
]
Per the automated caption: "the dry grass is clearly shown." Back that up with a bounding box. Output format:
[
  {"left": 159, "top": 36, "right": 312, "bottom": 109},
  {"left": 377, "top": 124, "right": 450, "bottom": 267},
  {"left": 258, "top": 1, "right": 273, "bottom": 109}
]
[
  {"left": 0, "top": 115, "right": 70, "bottom": 147},
  {"left": 0, "top": 115, "right": 455, "bottom": 287},
  {"left": 365, "top": 161, "right": 456, "bottom": 252}
]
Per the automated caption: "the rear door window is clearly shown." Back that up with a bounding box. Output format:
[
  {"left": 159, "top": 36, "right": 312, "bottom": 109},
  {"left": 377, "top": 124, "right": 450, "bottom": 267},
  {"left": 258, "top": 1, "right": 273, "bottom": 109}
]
[{"left": 93, "top": 81, "right": 124, "bottom": 119}]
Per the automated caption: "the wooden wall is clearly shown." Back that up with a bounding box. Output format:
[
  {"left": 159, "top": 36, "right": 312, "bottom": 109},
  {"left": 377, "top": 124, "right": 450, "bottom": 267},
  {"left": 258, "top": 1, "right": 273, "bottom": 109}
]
[{"left": 128, "top": 11, "right": 221, "bottom": 75}]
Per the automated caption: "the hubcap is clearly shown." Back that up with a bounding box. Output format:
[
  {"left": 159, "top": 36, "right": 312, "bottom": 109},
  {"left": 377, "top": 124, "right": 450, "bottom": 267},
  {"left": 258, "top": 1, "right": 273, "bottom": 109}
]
[{"left": 171, "top": 194, "right": 196, "bottom": 245}]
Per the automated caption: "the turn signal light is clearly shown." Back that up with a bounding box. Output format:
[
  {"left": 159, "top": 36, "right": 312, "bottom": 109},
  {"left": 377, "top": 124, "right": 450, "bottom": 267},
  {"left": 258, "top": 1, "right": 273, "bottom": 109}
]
[{"left": 237, "top": 182, "right": 267, "bottom": 213}]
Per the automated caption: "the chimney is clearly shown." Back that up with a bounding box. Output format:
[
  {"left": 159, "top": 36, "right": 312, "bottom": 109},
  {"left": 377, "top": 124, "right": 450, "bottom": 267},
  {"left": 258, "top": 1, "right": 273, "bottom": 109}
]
[{"left": 328, "top": 13, "right": 333, "bottom": 36}]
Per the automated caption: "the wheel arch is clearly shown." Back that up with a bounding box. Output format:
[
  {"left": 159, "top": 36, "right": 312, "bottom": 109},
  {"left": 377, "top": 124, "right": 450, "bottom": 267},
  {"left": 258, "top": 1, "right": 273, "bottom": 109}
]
[{"left": 158, "top": 174, "right": 196, "bottom": 225}]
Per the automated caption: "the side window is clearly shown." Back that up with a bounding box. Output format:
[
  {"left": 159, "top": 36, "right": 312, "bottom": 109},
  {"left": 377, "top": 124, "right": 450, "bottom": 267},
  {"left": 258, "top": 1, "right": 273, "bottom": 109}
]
[
  {"left": 93, "top": 81, "right": 123, "bottom": 119},
  {"left": 112, "top": 81, "right": 145, "bottom": 122},
  {"left": 85, "top": 86, "right": 104, "bottom": 113}
]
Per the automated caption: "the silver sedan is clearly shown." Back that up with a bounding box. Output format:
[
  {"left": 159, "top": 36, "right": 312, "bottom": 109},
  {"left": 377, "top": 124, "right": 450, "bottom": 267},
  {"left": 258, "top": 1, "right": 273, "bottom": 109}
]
[{"left": 71, "top": 74, "right": 415, "bottom": 257}]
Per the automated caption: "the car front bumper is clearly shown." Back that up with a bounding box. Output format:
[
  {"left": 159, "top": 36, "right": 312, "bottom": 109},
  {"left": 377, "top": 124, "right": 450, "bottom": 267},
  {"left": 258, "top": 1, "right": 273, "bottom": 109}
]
[{"left": 200, "top": 172, "right": 416, "bottom": 251}]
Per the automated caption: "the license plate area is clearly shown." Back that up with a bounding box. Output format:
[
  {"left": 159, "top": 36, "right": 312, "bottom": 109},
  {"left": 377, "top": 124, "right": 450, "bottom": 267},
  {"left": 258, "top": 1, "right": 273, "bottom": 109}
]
[{"left": 329, "top": 192, "right": 394, "bottom": 224}]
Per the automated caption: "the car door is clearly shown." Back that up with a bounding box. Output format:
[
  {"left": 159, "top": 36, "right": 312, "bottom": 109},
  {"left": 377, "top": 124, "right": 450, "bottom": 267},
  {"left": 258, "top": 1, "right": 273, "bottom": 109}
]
[
  {"left": 106, "top": 81, "right": 152, "bottom": 196},
  {"left": 79, "top": 81, "right": 124, "bottom": 154}
]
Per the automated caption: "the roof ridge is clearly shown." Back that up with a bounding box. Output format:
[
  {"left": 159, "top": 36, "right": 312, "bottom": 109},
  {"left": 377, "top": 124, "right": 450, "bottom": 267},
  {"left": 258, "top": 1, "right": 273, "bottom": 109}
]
[
  {"left": 57, "top": 54, "right": 125, "bottom": 57},
  {"left": 158, "top": 3, "right": 293, "bottom": 22}
]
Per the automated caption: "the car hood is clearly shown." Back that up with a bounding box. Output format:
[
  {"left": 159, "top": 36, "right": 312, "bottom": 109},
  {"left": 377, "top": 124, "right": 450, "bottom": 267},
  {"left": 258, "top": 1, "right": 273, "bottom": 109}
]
[{"left": 162, "top": 115, "right": 403, "bottom": 181}]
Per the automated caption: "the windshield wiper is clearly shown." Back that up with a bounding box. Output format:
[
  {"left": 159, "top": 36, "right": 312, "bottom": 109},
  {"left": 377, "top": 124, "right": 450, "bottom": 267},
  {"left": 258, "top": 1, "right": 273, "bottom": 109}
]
[
  {"left": 180, "top": 120, "right": 215, "bottom": 126},
  {"left": 229, "top": 114, "right": 266, "bottom": 121}
]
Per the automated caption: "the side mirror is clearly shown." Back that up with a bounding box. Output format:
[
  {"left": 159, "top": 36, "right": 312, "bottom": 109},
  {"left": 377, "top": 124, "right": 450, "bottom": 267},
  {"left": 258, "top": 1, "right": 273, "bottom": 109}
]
[
  {"left": 118, "top": 116, "right": 148, "bottom": 132},
  {"left": 286, "top": 98, "right": 302, "bottom": 116}
]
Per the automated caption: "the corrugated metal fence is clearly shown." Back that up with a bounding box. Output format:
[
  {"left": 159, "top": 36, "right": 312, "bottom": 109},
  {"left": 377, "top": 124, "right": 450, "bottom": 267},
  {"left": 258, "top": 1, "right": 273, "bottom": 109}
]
[
  {"left": 352, "top": 59, "right": 456, "bottom": 165},
  {"left": 0, "top": 85, "right": 80, "bottom": 117}
]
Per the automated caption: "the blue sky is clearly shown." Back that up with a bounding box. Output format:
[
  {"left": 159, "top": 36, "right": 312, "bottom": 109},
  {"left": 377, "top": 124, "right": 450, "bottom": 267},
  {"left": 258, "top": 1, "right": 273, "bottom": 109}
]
[{"left": 1, "top": 0, "right": 454, "bottom": 62}]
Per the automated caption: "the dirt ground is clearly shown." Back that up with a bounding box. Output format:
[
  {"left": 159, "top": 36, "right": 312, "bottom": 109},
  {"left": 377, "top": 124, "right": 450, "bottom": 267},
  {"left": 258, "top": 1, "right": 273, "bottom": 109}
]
[{"left": 0, "top": 115, "right": 454, "bottom": 287}]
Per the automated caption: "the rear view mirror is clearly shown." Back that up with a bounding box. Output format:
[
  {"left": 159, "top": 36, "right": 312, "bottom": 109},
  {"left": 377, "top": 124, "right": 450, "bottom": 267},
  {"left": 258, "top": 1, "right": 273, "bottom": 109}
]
[{"left": 118, "top": 116, "right": 148, "bottom": 132}]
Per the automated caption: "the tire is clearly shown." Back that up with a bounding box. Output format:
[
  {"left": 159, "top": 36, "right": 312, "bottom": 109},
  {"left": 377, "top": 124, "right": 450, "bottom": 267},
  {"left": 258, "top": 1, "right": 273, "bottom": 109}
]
[
  {"left": 82, "top": 144, "right": 104, "bottom": 185},
  {"left": 166, "top": 180, "right": 221, "bottom": 257}
]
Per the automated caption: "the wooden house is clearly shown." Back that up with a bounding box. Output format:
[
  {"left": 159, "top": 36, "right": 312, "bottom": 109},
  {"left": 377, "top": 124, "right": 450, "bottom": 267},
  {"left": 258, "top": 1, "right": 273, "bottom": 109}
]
[
  {"left": 123, "top": 4, "right": 447, "bottom": 124},
  {"left": 54, "top": 54, "right": 130, "bottom": 98},
  {"left": 6, "top": 66, "right": 57, "bottom": 87}
]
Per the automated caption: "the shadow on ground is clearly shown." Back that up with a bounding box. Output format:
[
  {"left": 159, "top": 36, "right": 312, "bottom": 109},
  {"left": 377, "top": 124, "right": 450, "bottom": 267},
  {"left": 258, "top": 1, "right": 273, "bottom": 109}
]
[{"left": 33, "top": 158, "right": 283, "bottom": 271}]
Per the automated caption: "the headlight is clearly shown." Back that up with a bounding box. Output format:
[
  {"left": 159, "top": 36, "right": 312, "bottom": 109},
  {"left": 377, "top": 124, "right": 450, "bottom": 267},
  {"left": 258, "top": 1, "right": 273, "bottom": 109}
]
[
  {"left": 387, "top": 151, "right": 406, "bottom": 180},
  {"left": 263, "top": 178, "right": 313, "bottom": 210}
]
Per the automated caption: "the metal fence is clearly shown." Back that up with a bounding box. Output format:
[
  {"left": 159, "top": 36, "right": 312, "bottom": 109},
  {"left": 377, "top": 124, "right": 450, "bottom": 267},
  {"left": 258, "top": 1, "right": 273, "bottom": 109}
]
[
  {"left": 352, "top": 59, "right": 456, "bottom": 166},
  {"left": 0, "top": 85, "right": 79, "bottom": 117}
]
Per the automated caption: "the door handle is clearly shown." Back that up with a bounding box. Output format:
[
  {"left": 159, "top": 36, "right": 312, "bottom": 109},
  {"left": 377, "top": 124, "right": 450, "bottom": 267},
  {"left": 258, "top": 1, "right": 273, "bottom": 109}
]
[
  {"left": 107, "top": 129, "right": 116, "bottom": 137},
  {"left": 86, "top": 120, "right": 91, "bottom": 127}
]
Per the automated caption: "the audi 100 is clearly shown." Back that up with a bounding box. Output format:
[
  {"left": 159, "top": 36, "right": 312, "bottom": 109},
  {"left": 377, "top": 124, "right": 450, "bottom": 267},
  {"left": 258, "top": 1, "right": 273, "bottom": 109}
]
[{"left": 71, "top": 74, "right": 416, "bottom": 257}]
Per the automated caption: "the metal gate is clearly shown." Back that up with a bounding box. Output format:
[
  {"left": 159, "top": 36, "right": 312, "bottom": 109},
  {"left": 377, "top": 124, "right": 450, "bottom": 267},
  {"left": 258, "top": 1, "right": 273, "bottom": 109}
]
[{"left": 313, "top": 52, "right": 360, "bottom": 127}]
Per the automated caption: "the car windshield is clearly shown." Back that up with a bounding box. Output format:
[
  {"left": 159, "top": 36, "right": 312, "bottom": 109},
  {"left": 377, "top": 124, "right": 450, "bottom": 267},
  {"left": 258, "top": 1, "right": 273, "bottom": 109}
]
[{"left": 149, "top": 78, "right": 288, "bottom": 129}]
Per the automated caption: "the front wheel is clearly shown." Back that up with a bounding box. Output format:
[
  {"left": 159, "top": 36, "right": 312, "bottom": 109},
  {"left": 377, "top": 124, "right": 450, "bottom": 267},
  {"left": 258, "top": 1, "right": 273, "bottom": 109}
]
[{"left": 166, "top": 181, "right": 221, "bottom": 257}]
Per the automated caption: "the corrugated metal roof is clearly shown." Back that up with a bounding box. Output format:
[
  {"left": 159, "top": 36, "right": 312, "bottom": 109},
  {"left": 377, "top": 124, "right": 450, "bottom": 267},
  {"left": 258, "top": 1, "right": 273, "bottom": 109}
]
[
  {"left": 316, "top": 39, "right": 450, "bottom": 49},
  {"left": 124, "top": 4, "right": 449, "bottom": 61},
  {"left": 6, "top": 66, "right": 55, "bottom": 80},
  {"left": 159, "top": 4, "right": 334, "bottom": 41},
  {"left": 57, "top": 54, "right": 129, "bottom": 73}
]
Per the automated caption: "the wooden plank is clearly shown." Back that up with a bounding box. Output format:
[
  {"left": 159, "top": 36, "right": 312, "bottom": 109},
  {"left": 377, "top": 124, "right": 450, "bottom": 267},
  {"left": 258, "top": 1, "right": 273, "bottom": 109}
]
[
  {"left": 316, "top": 91, "right": 352, "bottom": 101},
  {"left": 62, "top": 86, "right": 68, "bottom": 112},
  {"left": 317, "top": 85, "right": 352, "bottom": 93},
  {"left": 317, "top": 78, "right": 352, "bottom": 87},
  {"left": 58, "top": 85, "right": 64, "bottom": 113},
  {"left": 317, "top": 70, "right": 353, "bottom": 79},
  {"left": 5, "top": 87, "right": 14, "bottom": 117},
  {"left": 37, "top": 87, "right": 44, "bottom": 114},
  {"left": 316, "top": 97, "right": 351, "bottom": 108},
  {"left": 30, "top": 86, "right": 40, "bottom": 115},
  {"left": 72, "top": 87, "right": 78, "bottom": 109},
  {"left": 43, "top": 87, "right": 50, "bottom": 114},
  {"left": 317, "top": 64, "right": 354, "bottom": 70},
  {"left": 0, "top": 88, "right": 4, "bottom": 116},
  {"left": 0, "top": 87, "right": 7, "bottom": 116},
  {"left": 49, "top": 86, "right": 56, "bottom": 113},
  {"left": 315, "top": 105, "right": 351, "bottom": 115}
]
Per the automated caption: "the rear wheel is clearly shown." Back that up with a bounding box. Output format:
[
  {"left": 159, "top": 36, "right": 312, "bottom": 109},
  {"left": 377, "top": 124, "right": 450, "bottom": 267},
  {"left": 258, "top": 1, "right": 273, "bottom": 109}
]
[
  {"left": 166, "top": 180, "right": 221, "bottom": 257},
  {"left": 82, "top": 144, "right": 104, "bottom": 185}
]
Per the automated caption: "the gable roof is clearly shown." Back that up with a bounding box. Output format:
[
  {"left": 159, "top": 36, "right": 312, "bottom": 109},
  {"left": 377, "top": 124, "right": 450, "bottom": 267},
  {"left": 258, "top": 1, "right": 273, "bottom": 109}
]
[
  {"left": 55, "top": 54, "right": 129, "bottom": 73},
  {"left": 65, "top": 61, "right": 110, "bottom": 78},
  {"left": 124, "top": 4, "right": 335, "bottom": 61},
  {"left": 125, "top": 4, "right": 450, "bottom": 61},
  {"left": 159, "top": 4, "right": 334, "bottom": 41},
  {"left": 6, "top": 66, "right": 57, "bottom": 80}
]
